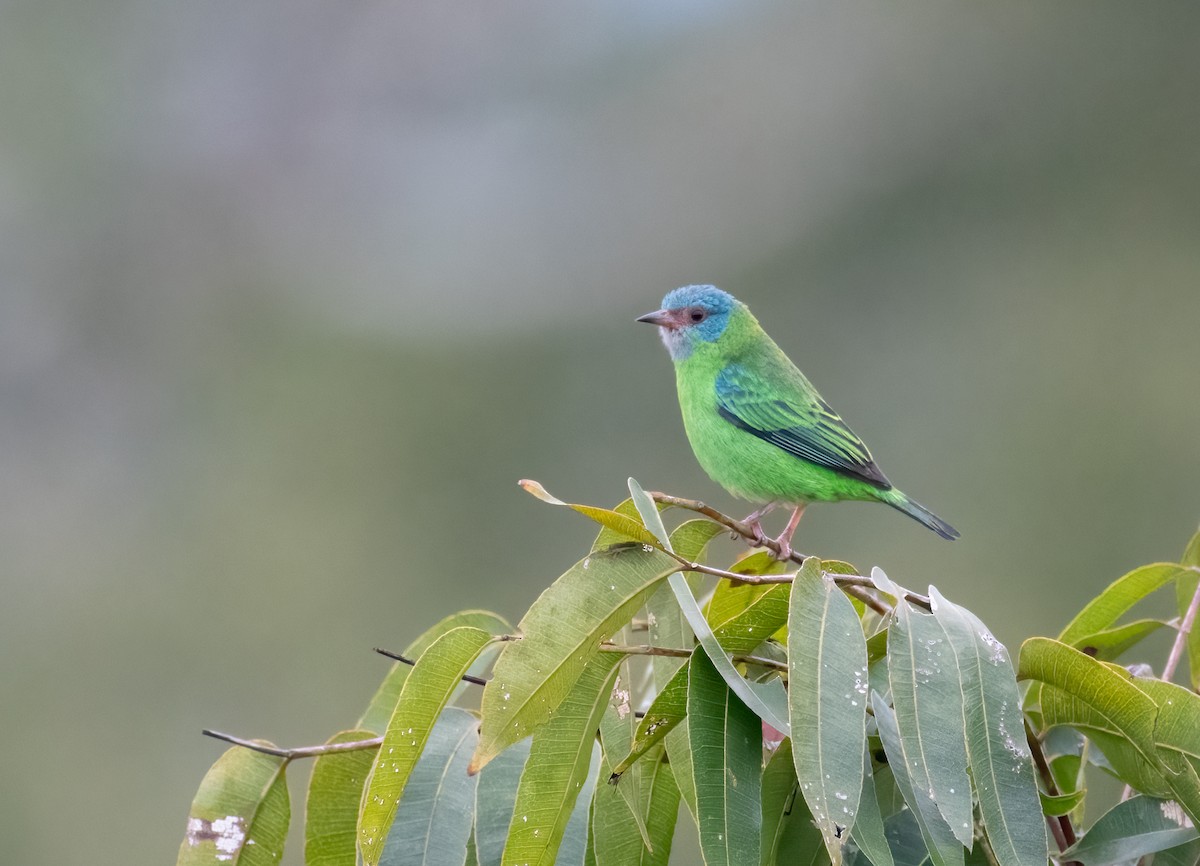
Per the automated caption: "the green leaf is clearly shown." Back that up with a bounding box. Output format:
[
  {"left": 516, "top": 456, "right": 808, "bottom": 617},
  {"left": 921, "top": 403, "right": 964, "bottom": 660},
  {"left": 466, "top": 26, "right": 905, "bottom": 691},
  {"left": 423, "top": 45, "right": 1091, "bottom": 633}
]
[
  {"left": 474, "top": 740, "right": 532, "bottom": 866},
  {"left": 360, "top": 610, "right": 511, "bottom": 735},
  {"left": 1057, "top": 563, "right": 1187, "bottom": 648},
  {"left": 178, "top": 745, "right": 289, "bottom": 866},
  {"left": 379, "top": 708, "right": 479, "bottom": 866},
  {"left": 593, "top": 743, "right": 678, "bottom": 866},
  {"left": 760, "top": 739, "right": 799, "bottom": 866},
  {"left": 665, "top": 725, "right": 697, "bottom": 820},
  {"left": 1022, "top": 637, "right": 1200, "bottom": 822},
  {"left": 930, "top": 589, "right": 1047, "bottom": 866},
  {"left": 888, "top": 601, "right": 972, "bottom": 847},
  {"left": 305, "top": 730, "right": 377, "bottom": 866},
  {"left": 520, "top": 480, "right": 660, "bottom": 546},
  {"left": 609, "top": 664, "right": 689, "bottom": 781},
  {"left": 848, "top": 751, "right": 895, "bottom": 866},
  {"left": 595, "top": 661, "right": 652, "bottom": 854},
  {"left": 1064, "top": 795, "right": 1199, "bottom": 865},
  {"left": 502, "top": 655, "right": 619, "bottom": 866},
  {"left": 787, "top": 559, "right": 869, "bottom": 864},
  {"left": 645, "top": 520, "right": 723, "bottom": 689},
  {"left": 635, "top": 749, "right": 681, "bottom": 866},
  {"left": 1066, "top": 618, "right": 1169, "bottom": 661},
  {"left": 1038, "top": 789, "right": 1085, "bottom": 818},
  {"left": 628, "top": 479, "right": 790, "bottom": 735},
  {"left": 472, "top": 544, "right": 680, "bottom": 772},
  {"left": 871, "top": 694, "right": 960, "bottom": 866},
  {"left": 360, "top": 626, "right": 495, "bottom": 866},
  {"left": 687, "top": 650, "right": 763, "bottom": 865}
]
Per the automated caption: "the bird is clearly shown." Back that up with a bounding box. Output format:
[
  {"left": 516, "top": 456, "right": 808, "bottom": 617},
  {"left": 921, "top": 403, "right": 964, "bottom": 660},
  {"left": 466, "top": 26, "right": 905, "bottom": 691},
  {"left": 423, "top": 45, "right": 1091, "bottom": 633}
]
[{"left": 637, "top": 285, "right": 958, "bottom": 558}]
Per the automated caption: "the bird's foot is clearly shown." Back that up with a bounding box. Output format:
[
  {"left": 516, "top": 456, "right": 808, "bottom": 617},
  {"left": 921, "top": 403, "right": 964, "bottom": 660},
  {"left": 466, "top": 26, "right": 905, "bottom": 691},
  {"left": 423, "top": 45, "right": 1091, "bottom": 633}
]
[
  {"left": 770, "top": 503, "right": 808, "bottom": 561},
  {"left": 741, "top": 503, "right": 777, "bottom": 547}
]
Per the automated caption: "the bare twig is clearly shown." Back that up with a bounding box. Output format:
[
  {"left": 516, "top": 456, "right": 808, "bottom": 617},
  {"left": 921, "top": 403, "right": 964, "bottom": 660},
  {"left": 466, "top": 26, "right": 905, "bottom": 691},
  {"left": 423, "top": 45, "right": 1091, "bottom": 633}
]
[
  {"left": 1025, "top": 720, "right": 1079, "bottom": 861},
  {"left": 202, "top": 729, "right": 383, "bottom": 760},
  {"left": 649, "top": 491, "right": 928, "bottom": 612},
  {"left": 1163, "top": 566, "right": 1200, "bottom": 684},
  {"left": 599, "top": 641, "right": 787, "bottom": 673},
  {"left": 373, "top": 648, "right": 490, "bottom": 686}
]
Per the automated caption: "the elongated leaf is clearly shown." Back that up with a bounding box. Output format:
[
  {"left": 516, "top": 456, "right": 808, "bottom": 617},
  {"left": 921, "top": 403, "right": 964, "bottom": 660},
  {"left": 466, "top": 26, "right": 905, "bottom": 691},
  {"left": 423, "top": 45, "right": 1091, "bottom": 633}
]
[
  {"left": 1065, "top": 795, "right": 1199, "bottom": 865},
  {"left": 306, "top": 730, "right": 377, "bottom": 866},
  {"left": 848, "top": 751, "right": 894, "bottom": 866},
  {"left": 472, "top": 545, "right": 680, "bottom": 772},
  {"left": 635, "top": 749, "right": 680, "bottom": 866},
  {"left": 665, "top": 725, "right": 697, "bottom": 820},
  {"left": 888, "top": 602, "right": 972, "bottom": 847},
  {"left": 872, "top": 694, "right": 960, "bottom": 866},
  {"left": 931, "top": 590, "right": 1046, "bottom": 866},
  {"left": 475, "top": 740, "right": 532, "bottom": 866},
  {"left": 610, "top": 664, "right": 689, "bottom": 781},
  {"left": 1066, "top": 618, "right": 1168, "bottom": 661},
  {"left": 360, "top": 627, "right": 495, "bottom": 866},
  {"left": 592, "top": 743, "right": 677, "bottom": 866},
  {"left": 628, "top": 478, "right": 790, "bottom": 735},
  {"left": 1020, "top": 637, "right": 1164, "bottom": 780},
  {"left": 688, "top": 650, "right": 763, "bottom": 865},
  {"left": 596, "top": 662, "right": 652, "bottom": 852},
  {"left": 788, "top": 559, "right": 868, "bottom": 864},
  {"left": 502, "top": 655, "right": 620, "bottom": 866},
  {"left": 713, "top": 583, "right": 791, "bottom": 654},
  {"left": 521, "top": 480, "right": 659, "bottom": 546},
  {"left": 555, "top": 744, "right": 601, "bottom": 866},
  {"left": 1057, "top": 563, "right": 1186, "bottom": 647},
  {"left": 361, "top": 611, "right": 511, "bottom": 734},
  {"left": 706, "top": 553, "right": 789, "bottom": 628},
  {"left": 380, "top": 708, "right": 479, "bottom": 866},
  {"left": 179, "top": 746, "right": 289, "bottom": 866},
  {"left": 760, "top": 739, "right": 799, "bottom": 866},
  {"left": 645, "top": 519, "right": 724, "bottom": 689}
]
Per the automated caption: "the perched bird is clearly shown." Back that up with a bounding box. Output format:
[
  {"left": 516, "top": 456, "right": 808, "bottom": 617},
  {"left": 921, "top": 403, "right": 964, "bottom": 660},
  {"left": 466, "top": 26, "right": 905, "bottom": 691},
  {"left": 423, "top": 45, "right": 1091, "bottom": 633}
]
[{"left": 638, "top": 285, "right": 958, "bottom": 558}]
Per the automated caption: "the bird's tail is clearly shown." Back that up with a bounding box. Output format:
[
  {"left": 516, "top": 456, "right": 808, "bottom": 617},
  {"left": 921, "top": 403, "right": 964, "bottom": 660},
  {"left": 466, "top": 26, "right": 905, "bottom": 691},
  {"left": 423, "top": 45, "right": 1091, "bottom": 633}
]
[{"left": 884, "top": 491, "right": 960, "bottom": 540}]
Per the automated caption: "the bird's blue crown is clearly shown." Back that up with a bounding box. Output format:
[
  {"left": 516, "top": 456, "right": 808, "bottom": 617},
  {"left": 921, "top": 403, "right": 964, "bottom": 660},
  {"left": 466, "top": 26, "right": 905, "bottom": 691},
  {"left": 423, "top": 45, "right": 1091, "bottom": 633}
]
[{"left": 661, "top": 284, "right": 737, "bottom": 349}]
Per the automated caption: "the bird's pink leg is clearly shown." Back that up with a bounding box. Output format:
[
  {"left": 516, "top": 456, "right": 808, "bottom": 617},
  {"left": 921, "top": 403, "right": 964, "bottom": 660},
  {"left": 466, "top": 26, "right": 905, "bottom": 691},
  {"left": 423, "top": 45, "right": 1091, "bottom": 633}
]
[
  {"left": 742, "top": 502, "right": 777, "bottom": 546},
  {"left": 773, "top": 503, "right": 807, "bottom": 560}
]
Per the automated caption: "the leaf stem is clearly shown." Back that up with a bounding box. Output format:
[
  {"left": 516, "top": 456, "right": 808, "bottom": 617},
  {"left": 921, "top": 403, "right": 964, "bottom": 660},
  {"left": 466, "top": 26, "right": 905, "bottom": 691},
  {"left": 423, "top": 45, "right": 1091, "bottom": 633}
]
[
  {"left": 1162, "top": 565, "right": 1200, "bottom": 683},
  {"left": 202, "top": 729, "right": 383, "bottom": 760}
]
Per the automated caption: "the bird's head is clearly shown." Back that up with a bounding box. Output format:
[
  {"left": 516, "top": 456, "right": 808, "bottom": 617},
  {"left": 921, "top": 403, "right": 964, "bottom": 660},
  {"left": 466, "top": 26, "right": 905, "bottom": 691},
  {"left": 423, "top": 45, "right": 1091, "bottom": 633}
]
[{"left": 637, "top": 285, "right": 740, "bottom": 361}]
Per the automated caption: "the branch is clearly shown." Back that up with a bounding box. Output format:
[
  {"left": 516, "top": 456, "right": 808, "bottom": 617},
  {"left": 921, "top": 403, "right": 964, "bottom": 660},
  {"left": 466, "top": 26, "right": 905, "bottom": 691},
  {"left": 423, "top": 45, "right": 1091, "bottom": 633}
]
[
  {"left": 1163, "top": 566, "right": 1200, "bottom": 684},
  {"left": 1024, "top": 720, "right": 1079, "bottom": 862},
  {"left": 202, "top": 729, "right": 383, "bottom": 760},
  {"left": 599, "top": 641, "right": 787, "bottom": 673},
  {"left": 374, "top": 647, "right": 489, "bottom": 686},
  {"left": 654, "top": 534, "right": 925, "bottom": 613}
]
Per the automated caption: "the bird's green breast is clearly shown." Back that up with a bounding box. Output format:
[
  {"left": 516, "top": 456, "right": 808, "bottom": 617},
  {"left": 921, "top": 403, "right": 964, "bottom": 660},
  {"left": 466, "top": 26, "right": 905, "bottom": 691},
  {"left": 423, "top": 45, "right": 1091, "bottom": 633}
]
[{"left": 672, "top": 344, "right": 885, "bottom": 506}]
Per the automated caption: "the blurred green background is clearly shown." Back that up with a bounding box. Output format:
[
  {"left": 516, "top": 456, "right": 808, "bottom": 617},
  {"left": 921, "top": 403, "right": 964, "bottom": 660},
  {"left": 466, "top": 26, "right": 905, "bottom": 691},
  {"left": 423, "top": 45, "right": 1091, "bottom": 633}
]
[{"left": 2, "top": 2, "right": 1199, "bottom": 863}]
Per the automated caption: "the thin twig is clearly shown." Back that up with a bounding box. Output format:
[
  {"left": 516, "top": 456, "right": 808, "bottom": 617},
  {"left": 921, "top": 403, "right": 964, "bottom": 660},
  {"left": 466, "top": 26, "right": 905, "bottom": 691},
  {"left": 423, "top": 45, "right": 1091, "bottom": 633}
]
[
  {"left": 1025, "top": 720, "right": 1079, "bottom": 861},
  {"left": 599, "top": 641, "right": 788, "bottom": 673},
  {"left": 1163, "top": 566, "right": 1200, "bottom": 684},
  {"left": 650, "top": 491, "right": 929, "bottom": 612},
  {"left": 202, "top": 729, "right": 383, "bottom": 760},
  {"left": 374, "top": 648, "right": 490, "bottom": 686}
]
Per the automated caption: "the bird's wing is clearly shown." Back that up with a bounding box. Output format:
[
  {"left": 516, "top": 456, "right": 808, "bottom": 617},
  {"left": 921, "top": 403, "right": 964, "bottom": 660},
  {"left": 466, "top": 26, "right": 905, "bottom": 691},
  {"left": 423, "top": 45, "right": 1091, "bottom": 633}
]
[{"left": 714, "top": 363, "right": 892, "bottom": 489}]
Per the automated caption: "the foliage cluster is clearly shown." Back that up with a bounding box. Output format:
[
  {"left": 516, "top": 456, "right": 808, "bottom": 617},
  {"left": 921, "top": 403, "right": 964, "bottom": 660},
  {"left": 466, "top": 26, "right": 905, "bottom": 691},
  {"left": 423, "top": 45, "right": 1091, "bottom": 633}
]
[{"left": 178, "top": 479, "right": 1200, "bottom": 866}]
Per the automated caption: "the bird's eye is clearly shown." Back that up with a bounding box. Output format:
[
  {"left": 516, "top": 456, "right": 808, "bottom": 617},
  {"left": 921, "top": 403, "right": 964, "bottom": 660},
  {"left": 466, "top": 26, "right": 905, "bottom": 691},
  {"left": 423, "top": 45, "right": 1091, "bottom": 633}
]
[{"left": 688, "top": 308, "right": 707, "bottom": 324}]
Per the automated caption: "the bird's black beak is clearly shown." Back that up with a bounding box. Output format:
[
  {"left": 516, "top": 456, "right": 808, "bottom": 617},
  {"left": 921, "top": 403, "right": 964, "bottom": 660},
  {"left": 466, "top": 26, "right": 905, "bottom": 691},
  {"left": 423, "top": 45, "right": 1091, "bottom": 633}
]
[{"left": 636, "top": 309, "right": 677, "bottom": 329}]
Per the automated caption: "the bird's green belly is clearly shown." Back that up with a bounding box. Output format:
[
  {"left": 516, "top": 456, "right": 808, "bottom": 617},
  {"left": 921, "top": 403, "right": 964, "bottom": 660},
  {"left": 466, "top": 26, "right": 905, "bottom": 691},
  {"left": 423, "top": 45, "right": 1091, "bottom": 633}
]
[{"left": 681, "top": 400, "right": 873, "bottom": 505}]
